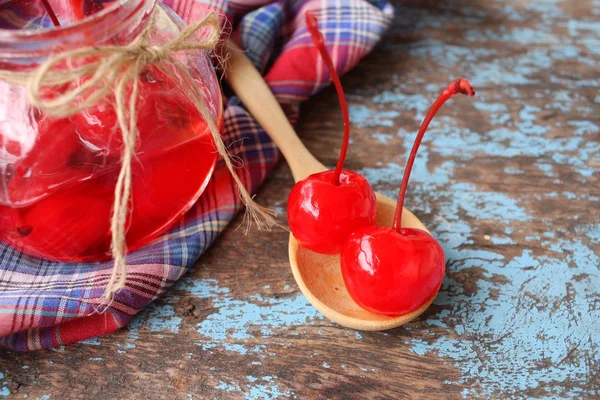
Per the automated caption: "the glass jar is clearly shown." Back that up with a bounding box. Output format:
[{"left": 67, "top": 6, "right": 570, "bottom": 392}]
[{"left": 0, "top": 0, "right": 223, "bottom": 260}]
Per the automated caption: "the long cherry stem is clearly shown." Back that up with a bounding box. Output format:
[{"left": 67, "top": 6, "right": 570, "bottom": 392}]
[
  {"left": 306, "top": 11, "right": 350, "bottom": 186},
  {"left": 4, "top": 0, "right": 85, "bottom": 27},
  {"left": 392, "top": 79, "right": 475, "bottom": 232},
  {"left": 69, "top": 0, "right": 84, "bottom": 21},
  {"left": 39, "top": 0, "right": 61, "bottom": 26}
]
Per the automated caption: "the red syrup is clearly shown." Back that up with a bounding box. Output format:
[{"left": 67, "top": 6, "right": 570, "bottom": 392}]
[{"left": 0, "top": 65, "right": 220, "bottom": 260}]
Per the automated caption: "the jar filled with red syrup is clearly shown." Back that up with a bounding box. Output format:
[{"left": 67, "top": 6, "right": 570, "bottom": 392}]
[{"left": 0, "top": 0, "right": 223, "bottom": 260}]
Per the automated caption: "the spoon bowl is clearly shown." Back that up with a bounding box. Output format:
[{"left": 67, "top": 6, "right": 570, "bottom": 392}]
[
  {"left": 224, "top": 40, "right": 441, "bottom": 331},
  {"left": 289, "top": 193, "right": 437, "bottom": 330}
]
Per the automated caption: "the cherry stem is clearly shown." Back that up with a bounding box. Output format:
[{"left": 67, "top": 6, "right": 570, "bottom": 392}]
[
  {"left": 3, "top": 0, "right": 85, "bottom": 27},
  {"left": 306, "top": 11, "right": 350, "bottom": 186},
  {"left": 392, "top": 79, "right": 475, "bottom": 233},
  {"left": 39, "top": 0, "right": 61, "bottom": 27},
  {"left": 69, "top": 0, "right": 84, "bottom": 21}
]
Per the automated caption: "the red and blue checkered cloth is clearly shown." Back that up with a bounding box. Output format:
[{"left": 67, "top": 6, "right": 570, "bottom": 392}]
[{"left": 0, "top": 0, "right": 393, "bottom": 351}]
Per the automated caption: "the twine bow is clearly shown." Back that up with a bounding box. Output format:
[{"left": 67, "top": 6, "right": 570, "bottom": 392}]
[{"left": 0, "top": 8, "right": 275, "bottom": 300}]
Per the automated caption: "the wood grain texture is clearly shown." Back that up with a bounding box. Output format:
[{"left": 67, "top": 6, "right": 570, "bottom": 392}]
[{"left": 1, "top": 0, "right": 599, "bottom": 398}]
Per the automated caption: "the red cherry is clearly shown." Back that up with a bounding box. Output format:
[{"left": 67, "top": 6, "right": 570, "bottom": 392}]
[
  {"left": 288, "top": 170, "right": 376, "bottom": 254},
  {"left": 73, "top": 101, "right": 119, "bottom": 153},
  {"left": 287, "top": 12, "right": 376, "bottom": 254},
  {"left": 72, "top": 66, "right": 209, "bottom": 159},
  {"left": 7, "top": 115, "right": 91, "bottom": 205},
  {"left": 341, "top": 79, "right": 475, "bottom": 316},
  {"left": 1, "top": 63, "right": 220, "bottom": 260},
  {"left": 71, "top": 70, "right": 157, "bottom": 157},
  {"left": 1, "top": 127, "right": 219, "bottom": 261},
  {"left": 1, "top": 182, "right": 113, "bottom": 260},
  {"left": 126, "top": 134, "right": 218, "bottom": 250},
  {"left": 341, "top": 226, "right": 445, "bottom": 315},
  {"left": 0, "top": 206, "right": 22, "bottom": 239}
]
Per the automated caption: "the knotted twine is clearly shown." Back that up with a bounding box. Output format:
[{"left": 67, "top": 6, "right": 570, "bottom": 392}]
[{"left": 0, "top": 9, "right": 275, "bottom": 300}]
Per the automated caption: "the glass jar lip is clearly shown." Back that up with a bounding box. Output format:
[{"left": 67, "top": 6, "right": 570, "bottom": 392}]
[{"left": 0, "top": 0, "right": 155, "bottom": 52}]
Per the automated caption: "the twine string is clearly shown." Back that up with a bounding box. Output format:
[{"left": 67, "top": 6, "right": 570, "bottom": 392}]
[{"left": 0, "top": 9, "right": 275, "bottom": 299}]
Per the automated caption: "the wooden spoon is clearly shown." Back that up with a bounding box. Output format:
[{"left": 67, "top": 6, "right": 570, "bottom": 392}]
[{"left": 224, "top": 40, "right": 438, "bottom": 331}]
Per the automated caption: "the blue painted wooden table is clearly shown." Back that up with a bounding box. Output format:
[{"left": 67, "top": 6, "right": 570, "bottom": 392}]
[{"left": 1, "top": 0, "right": 599, "bottom": 398}]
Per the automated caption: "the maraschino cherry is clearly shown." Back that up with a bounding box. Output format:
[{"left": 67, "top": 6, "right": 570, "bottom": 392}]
[
  {"left": 341, "top": 79, "right": 475, "bottom": 316},
  {"left": 287, "top": 12, "right": 376, "bottom": 255},
  {"left": 72, "top": 66, "right": 209, "bottom": 159}
]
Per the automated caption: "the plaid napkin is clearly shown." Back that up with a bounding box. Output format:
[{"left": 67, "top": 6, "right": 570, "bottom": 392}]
[{"left": 0, "top": 0, "right": 393, "bottom": 351}]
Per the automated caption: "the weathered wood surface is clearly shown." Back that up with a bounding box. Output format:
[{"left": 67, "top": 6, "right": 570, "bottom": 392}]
[{"left": 1, "top": 0, "right": 599, "bottom": 398}]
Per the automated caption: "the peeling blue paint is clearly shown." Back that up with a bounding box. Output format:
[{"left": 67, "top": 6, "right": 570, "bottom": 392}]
[
  {"left": 360, "top": 162, "right": 531, "bottom": 223},
  {"left": 473, "top": 102, "right": 508, "bottom": 113},
  {"left": 215, "top": 381, "right": 241, "bottom": 392},
  {"left": 489, "top": 236, "right": 515, "bottom": 245},
  {"left": 503, "top": 167, "right": 522, "bottom": 174},
  {"left": 223, "top": 343, "right": 248, "bottom": 354},
  {"left": 404, "top": 40, "right": 495, "bottom": 67},
  {"left": 377, "top": 138, "right": 600, "bottom": 396},
  {"left": 144, "top": 304, "right": 182, "bottom": 333},
  {"left": 372, "top": 91, "right": 431, "bottom": 121},
  {"left": 80, "top": 337, "right": 101, "bottom": 346},
  {"left": 567, "top": 120, "right": 600, "bottom": 135},
  {"left": 245, "top": 383, "right": 293, "bottom": 399},
  {"left": 216, "top": 377, "right": 295, "bottom": 399},
  {"left": 348, "top": 104, "right": 399, "bottom": 128},
  {"left": 345, "top": 13, "right": 600, "bottom": 393},
  {"left": 176, "top": 278, "right": 322, "bottom": 355},
  {"left": 577, "top": 224, "right": 600, "bottom": 242},
  {"left": 116, "top": 341, "right": 136, "bottom": 354},
  {"left": 117, "top": 342, "right": 136, "bottom": 349},
  {"left": 408, "top": 237, "right": 600, "bottom": 397},
  {"left": 372, "top": 132, "right": 391, "bottom": 144},
  {"left": 536, "top": 163, "right": 554, "bottom": 175},
  {"left": 367, "top": 84, "right": 599, "bottom": 181},
  {"left": 128, "top": 300, "right": 183, "bottom": 340}
]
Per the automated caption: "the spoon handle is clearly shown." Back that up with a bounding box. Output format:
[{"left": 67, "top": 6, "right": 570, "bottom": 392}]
[{"left": 224, "top": 39, "right": 327, "bottom": 182}]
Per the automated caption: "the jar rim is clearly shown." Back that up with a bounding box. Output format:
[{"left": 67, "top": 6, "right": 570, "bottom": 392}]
[{"left": 0, "top": 0, "right": 156, "bottom": 56}]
